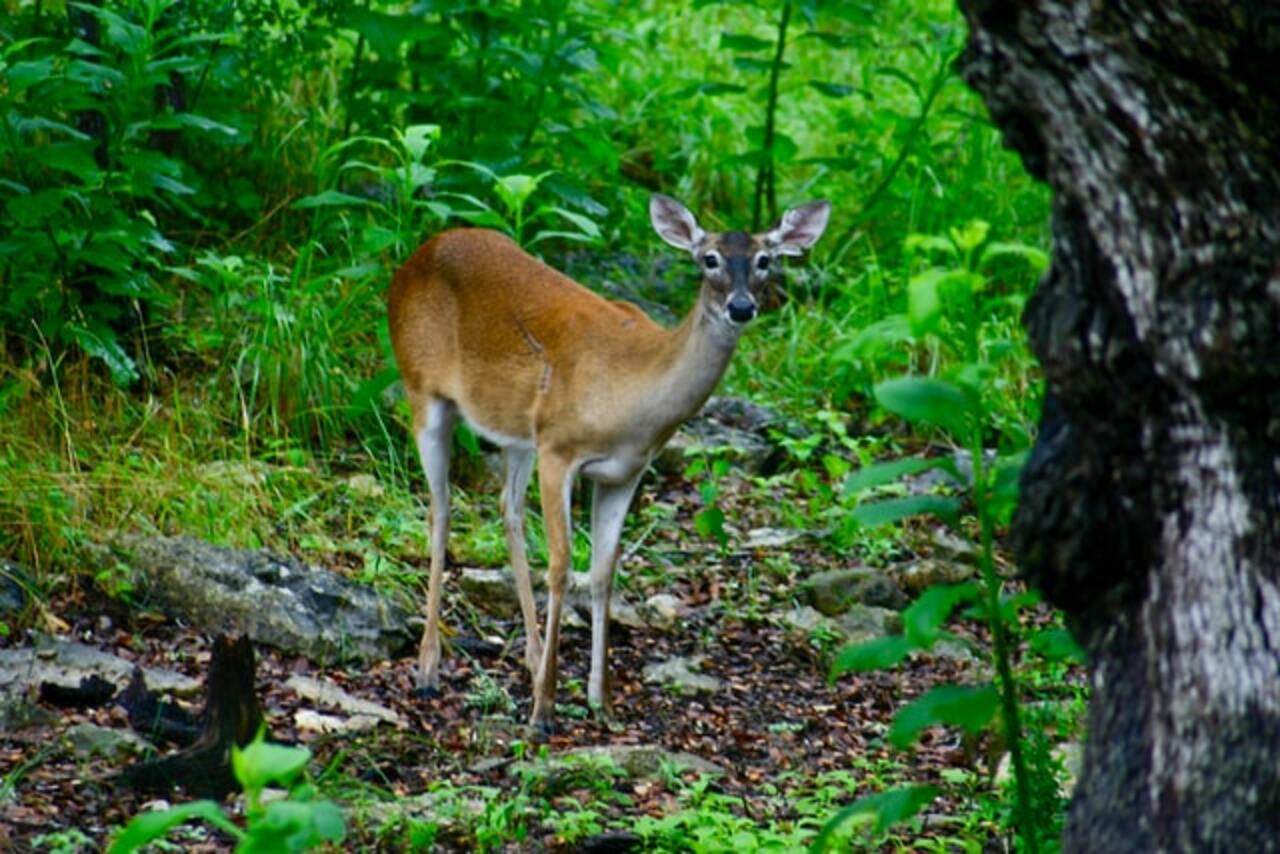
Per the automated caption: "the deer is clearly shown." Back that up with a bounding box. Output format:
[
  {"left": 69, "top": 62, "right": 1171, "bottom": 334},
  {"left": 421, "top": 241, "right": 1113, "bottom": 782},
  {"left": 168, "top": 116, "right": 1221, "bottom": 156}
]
[{"left": 388, "top": 194, "right": 831, "bottom": 732}]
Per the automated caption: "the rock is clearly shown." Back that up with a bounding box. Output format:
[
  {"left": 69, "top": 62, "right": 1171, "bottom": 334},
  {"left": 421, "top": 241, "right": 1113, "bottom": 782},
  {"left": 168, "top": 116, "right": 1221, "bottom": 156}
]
[
  {"left": 802, "top": 568, "right": 906, "bottom": 615},
  {"left": 1, "top": 559, "right": 31, "bottom": 617},
  {"left": 343, "top": 473, "right": 385, "bottom": 499},
  {"left": 459, "top": 568, "right": 524, "bottom": 619},
  {"left": 198, "top": 459, "right": 270, "bottom": 487},
  {"left": 0, "top": 693, "right": 58, "bottom": 732},
  {"left": 642, "top": 655, "right": 723, "bottom": 693},
  {"left": 835, "top": 603, "right": 902, "bottom": 643},
  {"left": 778, "top": 604, "right": 898, "bottom": 645},
  {"left": 64, "top": 723, "right": 151, "bottom": 760},
  {"left": 893, "top": 558, "right": 978, "bottom": 597},
  {"left": 742, "top": 527, "right": 817, "bottom": 550},
  {"left": 927, "top": 529, "right": 980, "bottom": 565},
  {"left": 0, "top": 637, "right": 199, "bottom": 698},
  {"left": 640, "top": 593, "right": 682, "bottom": 630},
  {"left": 285, "top": 674, "right": 405, "bottom": 728},
  {"left": 116, "top": 535, "right": 416, "bottom": 664},
  {"left": 653, "top": 420, "right": 774, "bottom": 476},
  {"left": 994, "top": 740, "right": 1082, "bottom": 800}
]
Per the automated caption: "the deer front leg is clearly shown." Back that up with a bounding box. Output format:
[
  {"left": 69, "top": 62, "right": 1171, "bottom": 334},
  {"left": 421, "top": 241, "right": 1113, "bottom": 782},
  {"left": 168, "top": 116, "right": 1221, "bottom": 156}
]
[
  {"left": 500, "top": 447, "right": 542, "bottom": 676},
  {"left": 530, "top": 452, "right": 575, "bottom": 734},
  {"left": 587, "top": 473, "right": 643, "bottom": 715},
  {"left": 414, "top": 398, "right": 457, "bottom": 696}
]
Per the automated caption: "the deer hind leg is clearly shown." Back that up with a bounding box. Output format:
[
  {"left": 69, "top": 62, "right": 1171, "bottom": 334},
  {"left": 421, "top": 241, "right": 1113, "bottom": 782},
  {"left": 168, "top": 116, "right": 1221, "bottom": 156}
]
[
  {"left": 587, "top": 473, "right": 643, "bottom": 716},
  {"left": 530, "top": 452, "right": 575, "bottom": 735},
  {"left": 415, "top": 396, "right": 458, "bottom": 696},
  {"left": 501, "top": 446, "right": 542, "bottom": 676}
]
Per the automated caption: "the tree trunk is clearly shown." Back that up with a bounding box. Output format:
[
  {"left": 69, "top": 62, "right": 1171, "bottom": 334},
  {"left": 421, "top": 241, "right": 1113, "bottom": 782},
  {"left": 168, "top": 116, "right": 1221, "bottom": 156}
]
[{"left": 956, "top": 1, "right": 1280, "bottom": 850}]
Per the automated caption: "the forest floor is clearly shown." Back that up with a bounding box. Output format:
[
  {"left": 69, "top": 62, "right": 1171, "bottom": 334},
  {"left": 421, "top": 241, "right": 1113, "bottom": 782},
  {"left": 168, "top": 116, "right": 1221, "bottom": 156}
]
[{"left": 0, "top": 458, "right": 1062, "bottom": 852}]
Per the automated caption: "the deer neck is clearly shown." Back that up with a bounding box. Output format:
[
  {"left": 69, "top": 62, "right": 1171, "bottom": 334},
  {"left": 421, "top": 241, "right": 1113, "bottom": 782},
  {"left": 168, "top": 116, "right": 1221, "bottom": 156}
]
[{"left": 646, "top": 289, "right": 743, "bottom": 429}]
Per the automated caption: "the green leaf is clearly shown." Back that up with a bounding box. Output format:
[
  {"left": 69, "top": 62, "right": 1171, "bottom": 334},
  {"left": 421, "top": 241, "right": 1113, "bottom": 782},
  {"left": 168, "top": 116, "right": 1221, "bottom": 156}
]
[
  {"left": 734, "top": 56, "right": 786, "bottom": 74},
  {"left": 902, "top": 583, "right": 979, "bottom": 647},
  {"left": 694, "top": 507, "right": 727, "bottom": 546},
  {"left": 6, "top": 189, "right": 70, "bottom": 226},
  {"left": 889, "top": 683, "right": 998, "bottom": 748},
  {"left": 829, "top": 635, "right": 913, "bottom": 681},
  {"left": 291, "top": 190, "right": 372, "bottom": 209},
  {"left": 843, "top": 457, "right": 957, "bottom": 497},
  {"left": 66, "top": 323, "right": 138, "bottom": 387},
  {"left": 907, "top": 268, "right": 945, "bottom": 335},
  {"left": 1029, "top": 627, "right": 1086, "bottom": 662},
  {"left": 874, "top": 376, "right": 977, "bottom": 439},
  {"left": 852, "top": 495, "right": 960, "bottom": 528},
  {"left": 806, "top": 80, "right": 854, "bottom": 98},
  {"left": 679, "top": 81, "right": 748, "bottom": 97},
  {"left": 949, "top": 220, "right": 990, "bottom": 254},
  {"left": 4, "top": 58, "right": 55, "bottom": 93},
  {"left": 32, "top": 142, "right": 102, "bottom": 184},
  {"left": 810, "top": 785, "right": 939, "bottom": 850},
  {"left": 719, "top": 32, "right": 774, "bottom": 52},
  {"left": 401, "top": 124, "right": 441, "bottom": 163},
  {"left": 232, "top": 737, "right": 311, "bottom": 796},
  {"left": 107, "top": 800, "right": 242, "bottom": 853},
  {"left": 979, "top": 240, "right": 1049, "bottom": 275}
]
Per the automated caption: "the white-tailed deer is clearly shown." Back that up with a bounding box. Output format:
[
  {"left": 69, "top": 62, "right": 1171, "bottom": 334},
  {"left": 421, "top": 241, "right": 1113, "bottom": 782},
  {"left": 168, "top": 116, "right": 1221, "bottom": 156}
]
[{"left": 389, "top": 195, "right": 830, "bottom": 731}]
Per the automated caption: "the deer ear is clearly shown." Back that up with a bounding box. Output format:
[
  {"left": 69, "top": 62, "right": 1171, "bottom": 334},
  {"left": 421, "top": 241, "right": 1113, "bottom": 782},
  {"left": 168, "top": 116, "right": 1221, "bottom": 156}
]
[
  {"left": 767, "top": 200, "right": 831, "bottom": 256},
  {"left": 650, "top": 195, "right": 706, "bottom": 251}
]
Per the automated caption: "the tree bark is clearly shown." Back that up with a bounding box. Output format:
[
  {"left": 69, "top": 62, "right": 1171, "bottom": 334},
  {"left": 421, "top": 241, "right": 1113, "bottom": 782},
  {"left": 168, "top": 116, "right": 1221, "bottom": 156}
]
[{"left": 956, "top": 1, "right": 1280, "bottom": 850}]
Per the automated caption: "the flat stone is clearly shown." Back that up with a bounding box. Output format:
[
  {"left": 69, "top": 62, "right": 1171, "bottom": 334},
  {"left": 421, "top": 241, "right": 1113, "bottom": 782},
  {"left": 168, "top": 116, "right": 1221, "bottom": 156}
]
[
  {"left": 285, "top": 674, "right": 405, "bottom": 727},
  {"left": 640, "top": 593, "right": 683, "bottom": 630},
  {"left": 802, "top": 567, "right": 906, "bottom": 615},
  {"left": 0, "top": 693, "right": 58, "bottom": 732},
  {"left": 114, "top": 535, "right": 416, "bottom": 664},
  {"left": 642, "top": 655, "right": 723, "bottom": 693},
  {"left": 64, "top": 723, "right": 151, "bottom": 760},
  {"left": 563, "top": 744, "right": 723, "bottom": 778},
  {"left": 893, "top": 558, "right": 978, "bottom": 597},
  {"left": 0, "top": 638, "right": 199, "bottom": 697}
]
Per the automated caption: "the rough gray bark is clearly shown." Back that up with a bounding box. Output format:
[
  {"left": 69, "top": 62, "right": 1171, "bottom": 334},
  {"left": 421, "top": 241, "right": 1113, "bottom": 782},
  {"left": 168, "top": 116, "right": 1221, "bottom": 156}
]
[{"left": 956, "top": 1, "right": 1280, "bottom": 850}]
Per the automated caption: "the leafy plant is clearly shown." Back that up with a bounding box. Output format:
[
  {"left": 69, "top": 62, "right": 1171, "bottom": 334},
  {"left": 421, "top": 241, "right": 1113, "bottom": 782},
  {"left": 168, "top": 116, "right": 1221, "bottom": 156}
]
[{"left": 108, "top": 730, "right": 344, "bottom": 854}]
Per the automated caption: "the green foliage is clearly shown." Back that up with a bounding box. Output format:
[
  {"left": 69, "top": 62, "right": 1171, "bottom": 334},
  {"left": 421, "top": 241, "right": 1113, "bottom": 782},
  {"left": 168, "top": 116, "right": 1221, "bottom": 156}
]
[{"left": 108, "top": 730, "right": 344, "bottom": 854}]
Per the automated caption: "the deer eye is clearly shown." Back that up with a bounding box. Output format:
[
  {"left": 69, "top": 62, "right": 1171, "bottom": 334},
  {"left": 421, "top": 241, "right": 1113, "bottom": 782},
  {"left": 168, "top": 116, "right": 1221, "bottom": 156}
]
[
  {"left": 756, "top": 255, "right": 770, "bottom": 271},
  {"left": 703, "top": 254, "right": 719, "bottom": 270}
]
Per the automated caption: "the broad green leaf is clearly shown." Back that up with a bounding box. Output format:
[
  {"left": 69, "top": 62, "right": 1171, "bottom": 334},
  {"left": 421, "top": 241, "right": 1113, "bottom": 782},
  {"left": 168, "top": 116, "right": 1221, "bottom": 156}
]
[
  {"left": 903, "top": 233, "right": 958, "bottom": 259},
  {"left": 980, "top": 240, "right": 1050, "bottom": 275},
  {"left": 719, "top": 32, "right": 774, "bottom": 52},
  {"left": 4, "top": 58, "right": 55, "bottom": 93},
  {"left": 852, "top": 495, "right": 960, "bottom": 528},
  {"left": 543, "top": 205, "right": 601, "bottom": 240},
  {"left": 107, "top": 800, "right": 242, "bottom": 853},
  {"left": 835, "top": 314, "right": 912, "bottom": 360},
  {"left": 6, "top": 189, "right": 69, "bottom": 226},
  {"left": 694, "top": 507, "right": 727, "bottom": 546},
  {"left": 401, "top": 124, "right": 441, "bottom": 163},
  {"left": 874, "top": 376, "right": 977, "bottom": 439},
  {"left": 829, "top": 635, "right": 913, "bottom": 681},
  {"left": 889, "top": 683, "right": 998, "bottom": 748},
  {"left": 680, "top": 81, "right": 749, "bottom": 97},
  {"left": 1029, "top": 627, "right": 1086, "bottom": 662},
  {"left": 902, "top": 583, "right": 979, "bottom": 647},
  {"left": 734, "top": 56, "right": 784, "bottom": 74},
  {"left": 949, "top": 220, "right": 990, "bottom": 254},
  {"left": 872, "top": 65, "right": 922, "bottom": 104},
  {"left": 291, "top": 190, "right": 372, "bottom": 209},
  {"left": 66, "top": 323, "right": 138, "bottom": 387},
  {"left": 32, "top": 142, "right": 102, "bottom": 184},
  {"left": 807, "top": 80, "right": 854, "bottom": 98},
  {"left": 907, "top": 268, "right": 945, "bottom": 335},
  {"left": 232, "top": 737, "right": 311, "bottom": 795},
  {"left": 810, "top": 785, "right": 939, "bottom": 850},
  {"left": 843, "top": 457, "right": 957, "bottom": 497}
]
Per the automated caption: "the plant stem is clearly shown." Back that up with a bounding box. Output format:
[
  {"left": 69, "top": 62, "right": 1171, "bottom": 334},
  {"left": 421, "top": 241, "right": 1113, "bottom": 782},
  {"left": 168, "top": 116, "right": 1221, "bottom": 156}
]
[
  {"left": 520, "top": 0, "right": 567, "bottom": 149},
  {"left": 753, "top": 0, "right": 791, "bottom": 230},
  {"left": 342, "top": 8, "right": 367, "bottom": 140},
  {"left": 972, "top": 428, "right": 1037, "bottom": 853}
]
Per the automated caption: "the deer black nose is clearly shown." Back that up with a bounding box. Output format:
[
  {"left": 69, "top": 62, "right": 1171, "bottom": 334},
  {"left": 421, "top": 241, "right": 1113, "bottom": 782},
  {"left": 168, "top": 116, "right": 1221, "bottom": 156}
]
[{"left": 727, "top": 296, "right": 757, "bottom": 323}]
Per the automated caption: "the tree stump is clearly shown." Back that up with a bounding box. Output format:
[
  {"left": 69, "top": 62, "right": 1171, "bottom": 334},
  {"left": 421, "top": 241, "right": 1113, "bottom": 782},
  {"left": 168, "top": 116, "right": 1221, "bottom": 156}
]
[{"left": 121, "top": 634, "right": 264, "bottom": 799}]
